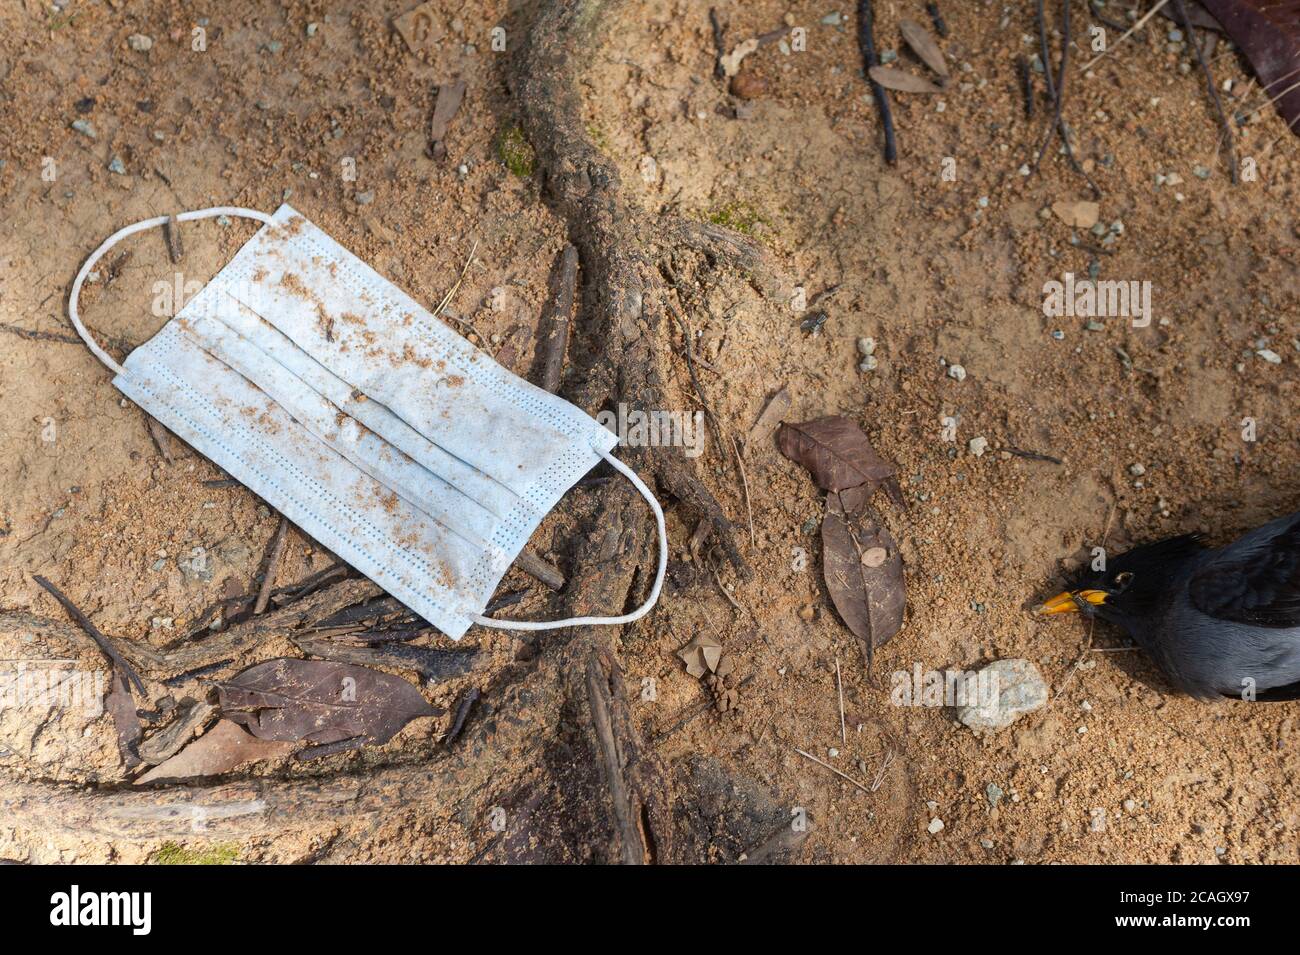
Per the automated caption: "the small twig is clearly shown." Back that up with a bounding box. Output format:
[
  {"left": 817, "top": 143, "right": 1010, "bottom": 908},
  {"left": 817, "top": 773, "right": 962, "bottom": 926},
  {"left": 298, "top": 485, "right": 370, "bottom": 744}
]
[
  {"left": 1019, "top": 55, "right": 1035, "bottom": 119},
  {"left": 795, "top": 747, "right": 873, "bottom": 795},
  {"left": 432, "top": 239, "right": 478, "bottom": 319},
  {"left": 253, "top": 517, "right": 290, "bottom": 615},
  {"left": 995, "top": 445, "right": 1063, "bottom": 465},
  {"left": 869, "top": 748, "right": 896, "bottom": 792},
  {"left": 514, "top": 548, "right": 566, "bottom": 591},
  {"left": 163, "top": 215, "right": 184, "bottom": 264},
  {"left": 1171, "top": 0, "right": 1237, "bottom": 184},
  {"left": 32, "top": 575, "right": 145, "bottom": 694},
  {"left": 1080, "top": 0, "right": 1170, "bottom": 73},
  {"left": 730, "top": 435, "right": 755, "bottom": 547},
  {"left": 709, "top": 558, "right": 747, "bottom": 615},
  {"left": 835, "top": 655, "right": 847, "bottom": 746},
  {"left": 857, "top": 0, "right": 897, "bottom": 164},
  {"left": 443, "top": 686, "right": 480, "bottom": 747},
  {"left": 926, "top": 2, "right": 948, "bottom": 39},
  {"left": 708, "top": 7, "right": 727, "bottom": 80},
  {"left": 1033, "top": 0, "right": 1101, "bottom": 196},
  {"left": 534, "top": 244, "right": 577, "bottom": 393},
  {"left": 144, "top": 415, "right": 175, "bottom": 464}
]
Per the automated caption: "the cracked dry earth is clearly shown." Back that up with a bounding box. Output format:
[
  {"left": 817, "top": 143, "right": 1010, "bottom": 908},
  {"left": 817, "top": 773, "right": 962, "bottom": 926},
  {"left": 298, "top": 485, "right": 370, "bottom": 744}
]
[{"left": 2, "top": 0, "right": 1299, "bottom": 863}]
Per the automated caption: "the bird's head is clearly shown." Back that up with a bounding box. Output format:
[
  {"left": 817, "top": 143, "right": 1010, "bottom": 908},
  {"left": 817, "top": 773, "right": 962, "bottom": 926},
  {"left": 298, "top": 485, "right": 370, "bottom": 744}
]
[{"left": 1036, "top": 534, "right": 1206, "bottom": 626}]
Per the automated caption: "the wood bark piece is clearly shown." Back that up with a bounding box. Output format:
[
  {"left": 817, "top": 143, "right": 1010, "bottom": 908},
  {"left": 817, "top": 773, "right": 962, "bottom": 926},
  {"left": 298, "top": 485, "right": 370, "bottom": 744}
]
[{"left": 534, "top": 244, "right": 578, "bottom": 393}]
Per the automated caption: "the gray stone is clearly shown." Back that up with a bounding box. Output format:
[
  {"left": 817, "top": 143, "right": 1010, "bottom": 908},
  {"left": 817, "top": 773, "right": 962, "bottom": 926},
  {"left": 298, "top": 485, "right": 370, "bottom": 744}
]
[{"left": 956, "top": 658, "right": 1049, "bottom": 732}]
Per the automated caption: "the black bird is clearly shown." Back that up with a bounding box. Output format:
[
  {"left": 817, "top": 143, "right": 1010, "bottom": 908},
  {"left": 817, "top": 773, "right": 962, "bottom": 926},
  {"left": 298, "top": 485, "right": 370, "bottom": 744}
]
[{"left": 1037, "top": 511, "right": 1300, "bottom": 701}]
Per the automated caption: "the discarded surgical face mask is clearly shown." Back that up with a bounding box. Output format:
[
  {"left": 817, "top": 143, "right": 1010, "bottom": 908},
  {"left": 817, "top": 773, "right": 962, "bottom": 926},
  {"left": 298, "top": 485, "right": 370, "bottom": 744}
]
[{"left": 69, "top": 205, "right": 665, "bottom": 639}]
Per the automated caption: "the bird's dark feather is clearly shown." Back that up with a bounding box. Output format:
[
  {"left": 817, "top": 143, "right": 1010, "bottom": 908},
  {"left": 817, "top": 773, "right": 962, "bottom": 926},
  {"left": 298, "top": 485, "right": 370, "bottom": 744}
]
[{"left": 1189, "top": 513, "right": 1300, "bottom": 628}]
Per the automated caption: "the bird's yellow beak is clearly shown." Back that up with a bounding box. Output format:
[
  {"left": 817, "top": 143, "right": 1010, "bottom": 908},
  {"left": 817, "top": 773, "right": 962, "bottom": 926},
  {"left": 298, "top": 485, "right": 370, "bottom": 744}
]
[{"left": 1035, "top": 589, "right": 1108, "bottom": 615}]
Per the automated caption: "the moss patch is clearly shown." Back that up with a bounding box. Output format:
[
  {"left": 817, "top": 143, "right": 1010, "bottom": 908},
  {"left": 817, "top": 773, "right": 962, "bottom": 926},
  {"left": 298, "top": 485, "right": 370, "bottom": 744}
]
[
  {"left": 151, "top": 841, "right": 240, "bottom": 865},
  {"left": 496, "top": 126, "right": 536, "bottom": 178},
  {"left": 704, "top": 201, "right": 765, "bottom": 236}
]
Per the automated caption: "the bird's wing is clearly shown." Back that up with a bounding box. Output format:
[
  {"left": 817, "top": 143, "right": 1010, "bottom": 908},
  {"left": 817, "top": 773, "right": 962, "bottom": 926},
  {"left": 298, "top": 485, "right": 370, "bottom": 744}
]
[{"left": 1189, "top": 512, "right": 1300, "bottom": 628}]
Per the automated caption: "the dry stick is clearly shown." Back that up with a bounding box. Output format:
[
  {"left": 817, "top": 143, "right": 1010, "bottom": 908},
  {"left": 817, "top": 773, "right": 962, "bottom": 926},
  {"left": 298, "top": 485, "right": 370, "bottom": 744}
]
[
  {"left": 253, "top": 516, "right": 290, "bottom": 615},
  {"left": 730, "top": 434, "right": 755, "bottom": 547},
  {"left": 32, "top": 575, "right": 146, "bottom": 694},
  {"left": 835, "top": 655, "right": 847, "bottom": 746},
  {"left": 536, "top": 244, "right": 578, "bottom": 394},
  {"left": 163, "top": 215, "right": 184, "bottom": 264},
  {"left": 795, "top": 747, "right": 873, "bottom": 795},
  {"left": 1080, "top": 0, "right": 1170, "bottom": 72},
  {"left": 857, "top": 0, "right": 897, "bottom": 164},
  {"left": 926, "top": 2, "right": 948, "bottom": 39},
  {"left": 1171, "top": 0, "right": 1237, "bottom": 184},
  {"left": 1019, "top": 55, "right": 1035, "bottom": 119},
  {"left": 1033, "top": 0, "right": 1101, "bottom": 196},
  {"left": 710, "top": 558, "right": 747, "bottom": 615},
  {"left": 514, "top": 548, "right": 566, "bottom": 590},
  {"left": 869, "top": 748, "right": 896, "bottom": 792},
  {"left": 708, "top": 7, "right": 727, "bottom": 80},
  {"left": 433, "top": 239, "right": 479, "bottom": 320},
  {"left": 443, "top": 686, "right": 481, "bottom": 747}
]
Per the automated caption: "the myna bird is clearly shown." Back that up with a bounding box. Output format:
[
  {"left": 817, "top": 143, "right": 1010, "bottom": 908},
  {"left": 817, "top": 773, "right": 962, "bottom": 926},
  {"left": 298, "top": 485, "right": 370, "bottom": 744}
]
[{"left": 1037, "top": 511, "right": 1300, "bottom": 701}]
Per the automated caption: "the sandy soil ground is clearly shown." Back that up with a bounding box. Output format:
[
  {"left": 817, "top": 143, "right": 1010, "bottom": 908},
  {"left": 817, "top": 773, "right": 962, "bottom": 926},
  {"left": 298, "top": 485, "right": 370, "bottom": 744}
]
[{"left": 1, "top": 0, "right": 1297, "bottom": 863}]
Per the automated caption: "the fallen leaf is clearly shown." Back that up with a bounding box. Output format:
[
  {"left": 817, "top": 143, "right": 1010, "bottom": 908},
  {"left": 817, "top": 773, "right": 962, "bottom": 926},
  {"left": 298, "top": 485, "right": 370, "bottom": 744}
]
[
  {"left": 678, "top": 634, "right": 722, "bottom": 679},
  {"left": 868, "top": 66, "right": 943, "bottom": 94},
  {"left": 899, "top": 18, "right": 949, "bottom": 78},
  {"left": 1200, "top": 0, "right": 1300, "bottom": 134},
  {"left": 104, "top": 665, "right": 142, "bottom": 769},
  {"left": 217, "top": 658, "right": 438, "bottom": 748},
  {"left": 778, "top": 416, "right": 896, "bottom": 493},
  {"left": 428, "top": 80, "right": 467, "bottom": 160},
  {"left": 747, "top": 387, "right": 791, "bottom": 452},
  {"left": 822, "top": 485, "right": 906, "bottom": 670},
  {"left": 1051, "top": 200, "right": 1100, "bottom": 229},
  {"left": 135, "top": 719, "right": 295, "bottom": 783}
]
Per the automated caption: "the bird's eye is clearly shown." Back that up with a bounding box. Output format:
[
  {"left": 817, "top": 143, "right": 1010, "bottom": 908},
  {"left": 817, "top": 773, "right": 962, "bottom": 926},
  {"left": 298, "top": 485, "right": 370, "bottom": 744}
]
[{"left": 1112, "top": 571, "right": 1134, "bottom": 589}]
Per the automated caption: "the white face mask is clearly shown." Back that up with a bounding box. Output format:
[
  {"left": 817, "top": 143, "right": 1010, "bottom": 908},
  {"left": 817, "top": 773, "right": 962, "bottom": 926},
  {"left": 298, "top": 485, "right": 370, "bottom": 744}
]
[{"left": 68, "top": 205, "right": 665, "bottom": 639}]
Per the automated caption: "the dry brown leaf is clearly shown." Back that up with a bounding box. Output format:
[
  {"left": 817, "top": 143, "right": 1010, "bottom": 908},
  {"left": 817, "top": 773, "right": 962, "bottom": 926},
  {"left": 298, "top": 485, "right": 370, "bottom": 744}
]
[
  {"left": 777, "top": 416, "right": 896, "bottom": 494},
  {"left": 135, "top": 719, "right": 295, "bottom": 784},
  {"left": 822, "top": 486, "right": 906, "bottom": 670},
  {"left": 747, "top": 386, "right": 791, "bottom": 452},
  {"left": 868, "top": 66, "right": 943, "bottom": 94},
  {"left": 899, "top": 18, "right": 949, "bottom": 78}
]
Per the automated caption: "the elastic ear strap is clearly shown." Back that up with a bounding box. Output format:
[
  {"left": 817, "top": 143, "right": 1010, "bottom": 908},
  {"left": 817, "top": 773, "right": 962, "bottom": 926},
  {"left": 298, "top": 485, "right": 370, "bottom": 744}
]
[
  {"left": 470, "top": 448, "right": 668, "bottom": 631},
  {"left": 69, "top": 206, "right": 275, "bottom": 377}
]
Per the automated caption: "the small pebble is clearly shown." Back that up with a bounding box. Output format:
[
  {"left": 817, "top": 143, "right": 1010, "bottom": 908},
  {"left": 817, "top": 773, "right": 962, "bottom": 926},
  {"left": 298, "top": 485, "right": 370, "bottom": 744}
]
[
  {"left": 70, "top": 119, "right": 96, "bottom": 139},
  {"left": 306, "top": 22, "right": 320, "bottom": 37},
  {"left": 127, "top": 33, "right": 153, "bottom": 52},
  {"left": 107, "top": 156, "right": 125, "bottom": 175},
  {"left": 927, "top": 817, "right": 945, "bottom": 834},
  {"left": 1129, "top": 462, "right": 1146, "bottom": 476},
  {"left": 968, "top": 436, "right": 988, "bottom": 457},
  {"left": 1257, "top": 348, "right": 1282, "bottom": 364},
  {"left": 947, "top": 363, "right": 967, "bottom": 382},
  {"left": 1123, "top": 799, "right": 1137, "bottom": 812}
]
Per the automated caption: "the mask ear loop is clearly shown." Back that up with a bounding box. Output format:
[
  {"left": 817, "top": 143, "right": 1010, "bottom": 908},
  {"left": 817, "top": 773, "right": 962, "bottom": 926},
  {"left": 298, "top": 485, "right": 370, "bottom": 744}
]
[
  {"left": 69, "top": 206, "right": 275, "bottom": 376},
  {"left": 470, "top": 448, "right": 668, "bottom": 631}
]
